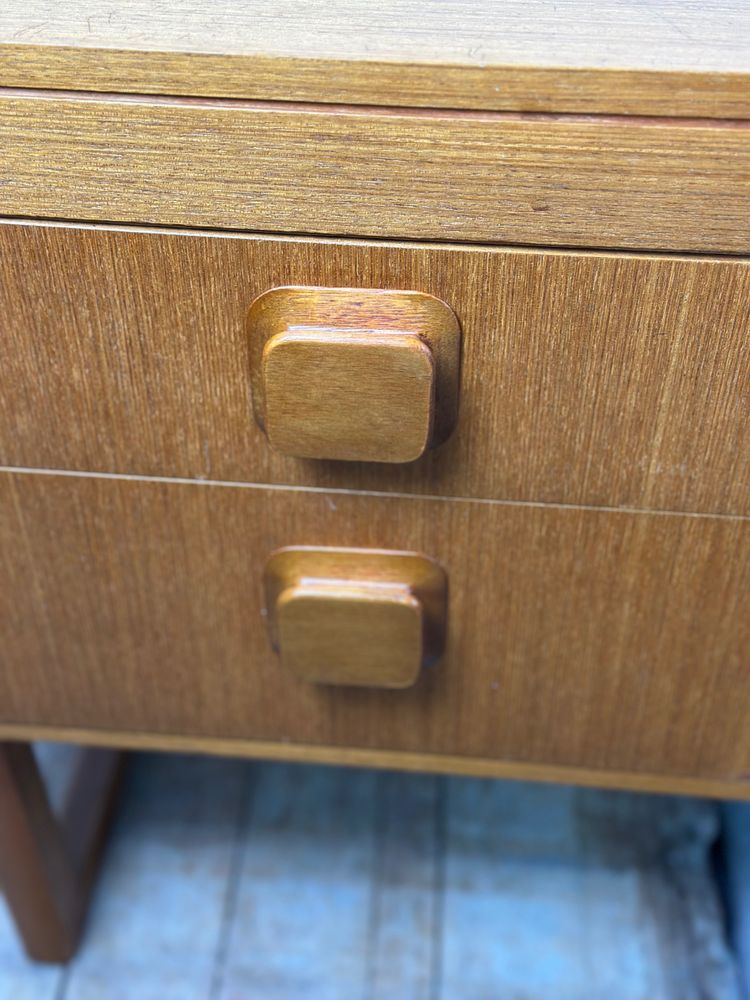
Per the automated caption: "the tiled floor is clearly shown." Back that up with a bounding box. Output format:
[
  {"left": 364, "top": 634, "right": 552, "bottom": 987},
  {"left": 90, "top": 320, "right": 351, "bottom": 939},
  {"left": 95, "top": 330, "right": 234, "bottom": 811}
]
[
  {"left": 0, "top": 749, "right": 744, "bottom": 1000},
  {"left": 723, "top": 801, "right": 750, "bottom": 998}
]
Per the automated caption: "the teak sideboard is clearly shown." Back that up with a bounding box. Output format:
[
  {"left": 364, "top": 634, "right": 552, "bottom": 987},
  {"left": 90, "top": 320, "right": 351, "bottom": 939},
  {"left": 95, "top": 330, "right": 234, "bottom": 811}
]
[{"left": 0, "top": 0, "right": 749, "bottom": 963}]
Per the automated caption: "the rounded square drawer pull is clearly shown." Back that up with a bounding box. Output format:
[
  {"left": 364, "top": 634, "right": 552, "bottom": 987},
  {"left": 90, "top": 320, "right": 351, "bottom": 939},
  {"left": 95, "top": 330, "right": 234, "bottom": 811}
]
[
  {"left": 248, "top": 287, "right": 461, "bottom": 463},
  {"left": 263, "top": 547, "right": 448, "bottom": 688}
]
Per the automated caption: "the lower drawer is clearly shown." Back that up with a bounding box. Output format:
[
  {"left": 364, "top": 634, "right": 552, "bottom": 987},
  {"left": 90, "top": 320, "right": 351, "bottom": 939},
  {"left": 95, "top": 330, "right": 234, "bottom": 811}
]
[{"left": 1, "top": 470, "right": 749, "bottom": 788}]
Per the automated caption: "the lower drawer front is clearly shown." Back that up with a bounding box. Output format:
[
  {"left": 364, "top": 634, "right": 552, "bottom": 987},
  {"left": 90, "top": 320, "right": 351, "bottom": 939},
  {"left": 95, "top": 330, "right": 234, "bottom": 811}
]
[{"left": 1, "top": 470, "right": 749, "bottom": 784}]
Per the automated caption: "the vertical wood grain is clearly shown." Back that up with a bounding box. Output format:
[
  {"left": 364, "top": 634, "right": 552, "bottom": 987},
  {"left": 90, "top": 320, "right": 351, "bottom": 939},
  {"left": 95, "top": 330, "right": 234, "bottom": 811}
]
[
  {"left": 1, "top": 222, "right": 748, "bottom": 517},
  {"left": 1, "top": 470, "right": 749, "bottom": 783}
]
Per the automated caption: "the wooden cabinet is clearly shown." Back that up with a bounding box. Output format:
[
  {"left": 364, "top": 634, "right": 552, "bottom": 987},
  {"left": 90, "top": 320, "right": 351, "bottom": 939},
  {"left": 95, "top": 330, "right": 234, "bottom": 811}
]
[
  {"left": 1, "top": 3, "right": 749, "bottom": 808},
  {"left": 2, "top": 1, "right": 750, "bottom": 964}
]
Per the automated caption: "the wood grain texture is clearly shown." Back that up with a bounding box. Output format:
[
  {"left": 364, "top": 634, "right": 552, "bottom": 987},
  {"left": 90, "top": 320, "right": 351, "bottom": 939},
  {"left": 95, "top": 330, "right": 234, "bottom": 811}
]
[
  {"left": 1, "top": 470, "right": 749, "bottom": 786},
  {"left": 264, "top": 332, "right": 435, "bottom": 463},
  {"left": 265, "top": 547, "right": 447, "bottom": 687},
  {"left": 1, "top": 2, "right": 749, "bottom": 117},
  {"left": 249, "top": 287, "right": 460, "bottom": 462},
  {"left": 1, "top": 725, "right": 749, "bottom": 802},
  {"left": 2, "top": 221, "right": 748, "bottom": 517},
  {"left": 1, "top": 94, "right": 749, "bottom": 254},
  {"left": 277, "top": 584, "right": 423, "bottom": 688}
]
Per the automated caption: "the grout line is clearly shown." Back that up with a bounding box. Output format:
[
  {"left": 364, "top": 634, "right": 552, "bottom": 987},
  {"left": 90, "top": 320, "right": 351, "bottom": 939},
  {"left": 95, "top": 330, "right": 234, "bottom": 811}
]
[
  {"left": 429, "top": 777, "right": 447, "bottom": 1000},
  {"left": 54, "top": 966, "right": 72, "bottom": 1000},
  {"left": 363, "top": 772, "right": 388, "bottom": 1000},
  {"left": 1, "top": 464, "right": 748, "bottom": 523},
  {"left": 208, "top": 764, "right": 257, "bottom": 1000}
]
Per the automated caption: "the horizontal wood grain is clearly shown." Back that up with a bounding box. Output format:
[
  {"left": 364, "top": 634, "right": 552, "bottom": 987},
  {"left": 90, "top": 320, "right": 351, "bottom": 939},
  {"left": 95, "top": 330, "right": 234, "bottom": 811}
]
[
  {"left": 1, "top": 2, "right": 749, "bottom": 118},
  {"left": 2, "top": 221, "right": 748, "bottom": 517},
  {"left": 1, "top": 469, "right": 749, "bottom": 785},
  {"left": 1, "top": 94, "right": 749, "bottom": 253},
  {"left": 0, "top": 725, "right": 748, "bottom": 802}
]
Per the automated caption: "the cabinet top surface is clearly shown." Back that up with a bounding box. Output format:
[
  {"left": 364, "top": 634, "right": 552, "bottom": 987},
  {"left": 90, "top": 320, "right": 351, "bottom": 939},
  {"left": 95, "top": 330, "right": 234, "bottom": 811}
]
[
  {"left": 1, "top": 1, "right": 749, "bottom": 117},
  {"left": 2, "top": 0, "right": 748, "bottom": 70}
]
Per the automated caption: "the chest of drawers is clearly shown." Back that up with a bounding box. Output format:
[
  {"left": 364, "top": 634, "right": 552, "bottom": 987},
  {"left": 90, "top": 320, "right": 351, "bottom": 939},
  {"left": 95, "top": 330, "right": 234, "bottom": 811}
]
[{"left": 0, "top": 0, "right": 749, "bottom": 963}]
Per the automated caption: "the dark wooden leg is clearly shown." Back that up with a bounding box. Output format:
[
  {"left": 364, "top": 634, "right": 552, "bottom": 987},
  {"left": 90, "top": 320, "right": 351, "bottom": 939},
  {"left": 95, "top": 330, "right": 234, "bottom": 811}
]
[{"left": 0, "top": 741, "right": 124, "bottom": 963}]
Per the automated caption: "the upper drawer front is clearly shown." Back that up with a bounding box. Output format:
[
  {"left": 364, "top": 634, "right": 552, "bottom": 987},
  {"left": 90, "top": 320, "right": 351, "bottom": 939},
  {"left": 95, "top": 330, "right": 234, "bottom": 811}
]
[
  {"left": 2, "top": 222, "right": 749, "bottom": 516},
  {"left": 2, "top": 470, "right": 749, "bottom": 783},
  {"left": 1, "top": 93, "right": 749, "bottom": 253}
]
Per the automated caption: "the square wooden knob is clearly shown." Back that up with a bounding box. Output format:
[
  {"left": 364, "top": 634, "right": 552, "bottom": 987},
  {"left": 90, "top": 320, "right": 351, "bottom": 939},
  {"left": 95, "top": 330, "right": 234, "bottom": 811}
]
[
  {"left": 263, "top": 330, "right": 435, "bottom": 463},
  {"left": 277, "top": 583, "right": 424, "bottom": 688},
  {"left": 264, "top": 547, "right": 448, "bottom": 688},
  {"left": 248, "top": 287, "right": 460, "bottom": 463}
]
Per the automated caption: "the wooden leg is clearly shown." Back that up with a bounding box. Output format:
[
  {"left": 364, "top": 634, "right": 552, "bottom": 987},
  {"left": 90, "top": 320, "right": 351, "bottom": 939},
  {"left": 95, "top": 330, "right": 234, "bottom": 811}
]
[{"left": 0, "top": 741, "right": 124, "bottom": 963}]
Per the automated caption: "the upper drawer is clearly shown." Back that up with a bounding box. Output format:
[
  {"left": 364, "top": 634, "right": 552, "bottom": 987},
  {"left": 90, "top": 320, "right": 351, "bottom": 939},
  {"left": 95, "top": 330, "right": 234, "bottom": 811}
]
[{"left": 2, "top": 221, "right": 749, "bottom": 516}]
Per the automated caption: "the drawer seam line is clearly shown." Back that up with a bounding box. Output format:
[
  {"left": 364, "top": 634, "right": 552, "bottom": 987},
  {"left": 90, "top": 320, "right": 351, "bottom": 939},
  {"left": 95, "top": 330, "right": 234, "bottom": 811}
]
[
  {"left": 1, "top": 465, "right": 747, "bottom": 523},
  {"left": 2, "top": 215, "right": 749, "bottom": 262}
]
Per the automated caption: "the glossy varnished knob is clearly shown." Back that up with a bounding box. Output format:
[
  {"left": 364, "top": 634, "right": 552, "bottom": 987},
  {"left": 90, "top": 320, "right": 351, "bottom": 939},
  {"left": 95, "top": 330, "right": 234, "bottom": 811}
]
[
  {"left": 263, "top": 547, "right": 448, "bottom": 688},
  {"left": 248, "top": 287, "right": 460, "bottom": 463}
]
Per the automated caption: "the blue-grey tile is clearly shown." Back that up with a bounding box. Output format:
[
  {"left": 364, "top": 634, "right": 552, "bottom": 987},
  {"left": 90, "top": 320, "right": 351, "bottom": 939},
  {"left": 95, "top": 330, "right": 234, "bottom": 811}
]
[
  {"left": 366, "top": 772, "right": 440, "bottom": 1000},
  {"left": 217, "top": 763, "right": 378, "bottom": 1000},
  {"left": 0, "top": 899, "right": 62, "bottom": 1000},
  {"left": 64, "top": 753, "right": 247, "bottom": 1000},
  {"left": 439, "top": 779, "right": 739, "bottom": 1000}
]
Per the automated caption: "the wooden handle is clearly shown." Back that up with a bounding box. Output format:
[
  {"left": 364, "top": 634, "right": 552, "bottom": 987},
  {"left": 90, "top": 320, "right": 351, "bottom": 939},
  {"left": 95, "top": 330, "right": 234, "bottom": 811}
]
[
  {"left": 263, "top": 547, "right": 448, "bottom": 688},
  {"left": 248, "top": 287, "right": 460, "bottom": 463}
]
